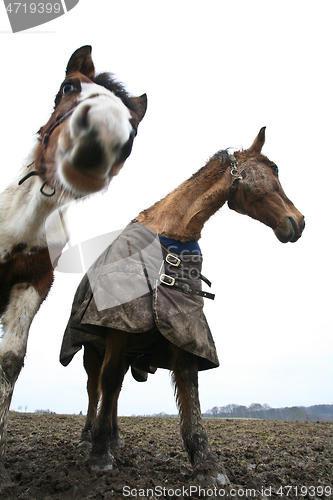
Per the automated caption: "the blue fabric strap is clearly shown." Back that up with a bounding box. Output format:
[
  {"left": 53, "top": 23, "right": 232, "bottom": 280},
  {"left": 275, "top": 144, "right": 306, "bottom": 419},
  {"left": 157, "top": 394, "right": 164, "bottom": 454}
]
[{"left": 158, "top": 236, "right": 201, "bottom": 254}]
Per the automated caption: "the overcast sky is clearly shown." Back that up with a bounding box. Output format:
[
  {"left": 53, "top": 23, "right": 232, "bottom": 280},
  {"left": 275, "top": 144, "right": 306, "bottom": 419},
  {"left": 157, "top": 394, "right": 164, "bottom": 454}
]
[{"left": 0, "top": 1, "right": 332, "bottom": 416}]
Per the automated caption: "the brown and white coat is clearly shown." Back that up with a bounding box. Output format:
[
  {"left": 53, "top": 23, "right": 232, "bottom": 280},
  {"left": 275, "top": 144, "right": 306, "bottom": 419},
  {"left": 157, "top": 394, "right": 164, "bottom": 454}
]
[{"left": 0, "top": 45, "right": 147, "bottom": 475}]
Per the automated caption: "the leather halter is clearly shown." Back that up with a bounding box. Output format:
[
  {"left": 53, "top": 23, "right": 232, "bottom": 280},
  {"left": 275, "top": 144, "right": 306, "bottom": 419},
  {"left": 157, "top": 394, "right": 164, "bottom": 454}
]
[
  {"left": 228, "top": 156, "right": 245, "bottom": 200},
  {"left": 18, "top": 104, "right": 79, "bottom": 197},
  {"left": 41, "top": 104, "right": 78, "bottom": 148}
]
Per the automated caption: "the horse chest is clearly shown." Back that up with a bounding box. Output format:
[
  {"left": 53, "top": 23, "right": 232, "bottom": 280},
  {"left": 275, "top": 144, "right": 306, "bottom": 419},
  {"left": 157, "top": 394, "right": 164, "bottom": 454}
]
[{"left": 0, "top": 244, "right": 54, "bottom": 316}]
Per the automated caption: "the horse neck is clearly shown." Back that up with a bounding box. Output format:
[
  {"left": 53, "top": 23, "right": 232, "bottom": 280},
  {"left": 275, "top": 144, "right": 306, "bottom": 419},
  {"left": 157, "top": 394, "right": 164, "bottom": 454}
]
[
  {"left": 136, "top": 155, "right": 233, "bottom": 241},
  {"left": 0, "top": 165, "right": 65, "bottom": 251}
]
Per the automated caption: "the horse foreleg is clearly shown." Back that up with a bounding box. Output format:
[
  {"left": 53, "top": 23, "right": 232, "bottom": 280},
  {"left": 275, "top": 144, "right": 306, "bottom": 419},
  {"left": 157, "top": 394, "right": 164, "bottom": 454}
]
[
  {"left": 80, "top": 343, "right": 103, "bottom": 445},
  {"left": 90, "top": 330, "right": 128, "bottom": 470},
  {"left": 0, "top": 285, "right": 43, "bottom": 476},
  {"left": 171, "top": 346, "right": 223, "bottom": 478}
]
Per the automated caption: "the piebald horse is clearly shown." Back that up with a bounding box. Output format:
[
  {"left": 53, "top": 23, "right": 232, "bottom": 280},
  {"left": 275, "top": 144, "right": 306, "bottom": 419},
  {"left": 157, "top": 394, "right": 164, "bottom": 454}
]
[
  {"left": 0, "top": 45, "right": 147, "bottom": 480},
  {"left": 62, "top": 127, "right": 304, "bottom": 483}
]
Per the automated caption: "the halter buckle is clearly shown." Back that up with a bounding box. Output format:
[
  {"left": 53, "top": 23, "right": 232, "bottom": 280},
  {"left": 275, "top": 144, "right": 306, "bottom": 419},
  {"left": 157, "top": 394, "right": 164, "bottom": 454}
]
[
  {"left": 166, "top": 253, "right": 181, "bottom": 267},
  {"left": 230, "top": 161, "right": 239, "bottom": 176},
  {"left": 40, "top": 181, "right": 56, "bottom": 197},
  {"left": 160, "top": 274, "right": 175, "bottom": 286},
  {"left": 230, "top": 161, "right": 244, "bottom": 181}
]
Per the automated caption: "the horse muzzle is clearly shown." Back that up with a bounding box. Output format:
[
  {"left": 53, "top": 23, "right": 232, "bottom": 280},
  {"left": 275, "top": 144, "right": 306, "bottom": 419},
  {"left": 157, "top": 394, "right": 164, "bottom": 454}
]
[
  {"left": 57, "top": 96, "right": 133, "bottom": 195},
  {"left": 274, "top": 215, "right": 305, "bottom": 243}
]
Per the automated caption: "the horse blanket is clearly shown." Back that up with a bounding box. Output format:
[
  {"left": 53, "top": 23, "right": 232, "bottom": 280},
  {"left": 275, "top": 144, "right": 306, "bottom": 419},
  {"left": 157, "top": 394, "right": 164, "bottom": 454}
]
[{"left": 60, "top": 220, "right": 219, "bottom": 374}]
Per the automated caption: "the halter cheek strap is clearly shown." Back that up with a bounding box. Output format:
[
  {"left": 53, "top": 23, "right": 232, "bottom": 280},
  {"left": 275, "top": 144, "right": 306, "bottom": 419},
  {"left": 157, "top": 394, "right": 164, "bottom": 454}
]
[
  {"left": 18, "top": 104, "right": 79, "bottom": 197},
  {"left": 41, "top": 105, "right": 78, "bottom": 147},
  {"left": 228, "top": 157, "right": 245, "bottom": 200}
]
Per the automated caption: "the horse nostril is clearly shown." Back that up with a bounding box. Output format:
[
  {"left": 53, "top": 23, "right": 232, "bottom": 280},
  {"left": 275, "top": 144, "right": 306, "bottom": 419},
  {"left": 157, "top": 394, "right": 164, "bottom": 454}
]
[
  {"left": 74, "top": 104, "right": 91, "bottom": 132},
  {"left": 287, "top": 216, "right": 305, "bottom": 242},
  {"left": 288, "top": 216, "right": 298, "bottom": 235}
]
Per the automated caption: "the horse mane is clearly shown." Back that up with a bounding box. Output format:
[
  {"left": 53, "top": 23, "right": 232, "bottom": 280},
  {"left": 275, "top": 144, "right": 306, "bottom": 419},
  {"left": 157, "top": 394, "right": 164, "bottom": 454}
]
[
  {"left": 210, "top": 149, "right": 233, "bottom": 162},
  {"left": 93, "top": 72, "right": 137, "bottom": 112},
  {"left": 137, "top": 148, "right": 233, "bottom": 228},
  {"left": 185, "top": 149, "right": 232, "bottom": 184}
]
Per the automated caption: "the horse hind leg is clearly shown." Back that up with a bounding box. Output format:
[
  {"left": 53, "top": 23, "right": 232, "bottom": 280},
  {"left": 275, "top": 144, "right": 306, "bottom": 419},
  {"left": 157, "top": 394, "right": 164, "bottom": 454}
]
[
  {"left": 89, "top": 329, "right": 128, "bottom": 470},
  {"left": 109, "top": 385, "right": 124, "bottom": 449},
  {"left": 171, "top": 346, "right": 229, "bottom": 485}
]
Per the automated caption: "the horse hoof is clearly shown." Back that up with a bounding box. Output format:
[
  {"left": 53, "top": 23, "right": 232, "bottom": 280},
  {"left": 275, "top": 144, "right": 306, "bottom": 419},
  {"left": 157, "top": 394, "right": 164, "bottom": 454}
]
[
  {"left": 77, "top": 440, "right": 92, "bottom": 455},
  {"left": 196, "top": 471, "right": 230, "bottom": 487},
  {"left": 193, "top": 461, "right": 230, "bottom": 487},
  {"left": 91, "top": 462, "right": 113, "bottom": 473},
  {"left": 90, "top": 451, "right": 114, "bottom": 473},
  {"left": 216, "top": 472, "right": 230, "bottom": 486},
  {"left": 110, "top": 436, "right": 123, "bottom": 449}
]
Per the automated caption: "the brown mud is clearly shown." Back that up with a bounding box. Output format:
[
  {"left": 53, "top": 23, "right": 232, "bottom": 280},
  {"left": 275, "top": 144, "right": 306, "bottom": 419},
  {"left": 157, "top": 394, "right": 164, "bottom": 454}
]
[{"left": 0, "top": 412, "right": 332, "bottom": 499}]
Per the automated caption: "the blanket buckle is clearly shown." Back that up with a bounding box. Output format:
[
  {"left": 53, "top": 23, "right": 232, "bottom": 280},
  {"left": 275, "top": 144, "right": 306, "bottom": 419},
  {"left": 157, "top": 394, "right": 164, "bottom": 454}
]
[
  {"left": 166, "top": 253, "right": 181, "bottom": 267},
  {"left": 160, "top": 274, "right": 175, "bottom": 286}
]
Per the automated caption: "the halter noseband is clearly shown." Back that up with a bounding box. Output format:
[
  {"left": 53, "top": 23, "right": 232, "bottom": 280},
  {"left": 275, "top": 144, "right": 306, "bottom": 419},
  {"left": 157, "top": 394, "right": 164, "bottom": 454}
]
[{"left": 18, "top": 104, "right": 78, "bottom": 197}]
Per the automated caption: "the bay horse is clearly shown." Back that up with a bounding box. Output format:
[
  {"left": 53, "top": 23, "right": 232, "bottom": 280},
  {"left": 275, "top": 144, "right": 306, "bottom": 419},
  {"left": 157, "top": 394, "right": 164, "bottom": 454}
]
[
  {"left": 0, "top": 45, "right": 147, "bottom": 480},
  {"left": 61, "top": 127, "right": 304, "bottom": 482}
]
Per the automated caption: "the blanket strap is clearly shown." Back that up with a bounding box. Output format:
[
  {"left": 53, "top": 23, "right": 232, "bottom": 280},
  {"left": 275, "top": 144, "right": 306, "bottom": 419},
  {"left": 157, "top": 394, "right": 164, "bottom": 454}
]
[
  {"left": 160, "top": 273, "right": 215, "bottom": 299},
  {"left": 161, "top": 252, "right": 215, "bottom": 300},
  {"left": 165, "top": 253, "right": 212, "bottom": 287}
]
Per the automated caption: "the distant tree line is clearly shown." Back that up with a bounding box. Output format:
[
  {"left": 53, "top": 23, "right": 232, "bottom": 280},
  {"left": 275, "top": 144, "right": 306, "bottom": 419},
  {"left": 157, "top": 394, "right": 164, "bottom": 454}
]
[{"left": 202, "top": 403, "right": 333, "bottom": 421}]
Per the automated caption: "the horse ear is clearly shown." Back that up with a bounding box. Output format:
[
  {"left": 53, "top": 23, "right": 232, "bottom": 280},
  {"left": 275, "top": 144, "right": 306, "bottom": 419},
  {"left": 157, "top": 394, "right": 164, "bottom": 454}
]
[
  {"left": 248, "top": 127, "right": 266, "bottom": 154},
  {"left": 129, "top": 94, "right": 148, "bottom": 123},
  {"left": 66, "top": 46, "right": 95, "bottom": 78}
]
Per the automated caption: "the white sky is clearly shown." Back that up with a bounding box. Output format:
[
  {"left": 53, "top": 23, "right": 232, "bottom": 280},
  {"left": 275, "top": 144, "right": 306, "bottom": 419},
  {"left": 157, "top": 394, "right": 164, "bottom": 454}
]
[{"left": 0, "top": 1, "right": 332, "bottom": 416}]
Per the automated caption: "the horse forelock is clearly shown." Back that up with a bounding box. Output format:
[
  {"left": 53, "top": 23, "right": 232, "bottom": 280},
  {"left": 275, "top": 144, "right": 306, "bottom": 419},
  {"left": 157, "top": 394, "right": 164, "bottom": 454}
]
[
  {"left": 92, "top": 72, "right": 135, "bottom": 111},
  {"left": 210, "top": 149, "right": 233, "bottom": 163}
]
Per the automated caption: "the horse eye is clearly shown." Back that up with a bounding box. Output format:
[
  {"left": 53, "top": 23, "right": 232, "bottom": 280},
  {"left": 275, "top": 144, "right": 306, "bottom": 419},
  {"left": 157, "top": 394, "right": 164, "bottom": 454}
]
[
  {"left": 62, "top": 83, "right": 76, "bottom": 95},
  {"left": 271, "top": 164, "right": 279, "bottom": 175}
]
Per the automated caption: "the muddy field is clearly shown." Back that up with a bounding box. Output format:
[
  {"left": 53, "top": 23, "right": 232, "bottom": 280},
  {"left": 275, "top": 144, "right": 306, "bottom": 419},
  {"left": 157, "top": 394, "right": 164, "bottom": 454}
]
[{"left": 0, "top": 412, "right": 332, "bottom": 499}]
